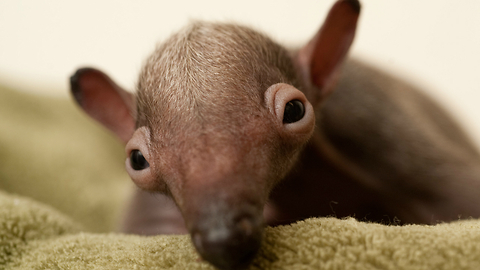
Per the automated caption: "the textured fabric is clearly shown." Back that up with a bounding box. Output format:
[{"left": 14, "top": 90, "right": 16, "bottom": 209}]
[
  {"left": 2, "top": 190, "right": 480, "bottom": 270},
  {"left": 1, "top": 85, "right": 480, "bottom": 269}
]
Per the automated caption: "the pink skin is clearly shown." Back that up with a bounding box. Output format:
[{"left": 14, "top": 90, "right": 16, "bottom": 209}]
[{"left": 70, "top": 0, "right": 480, "bottom": 269}]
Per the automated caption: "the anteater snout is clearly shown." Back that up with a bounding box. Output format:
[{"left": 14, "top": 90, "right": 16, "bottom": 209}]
[{"left": 191, "top": 210, "right": 263, "bottom": 270}]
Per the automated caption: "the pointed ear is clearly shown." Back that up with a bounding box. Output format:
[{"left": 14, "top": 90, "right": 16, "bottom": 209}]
[
  {"left": 297, "top": 0, "right": 360, "bottom": 107},
  {"left": 70, "top": 68, "right": 135, "bottom": 143}
]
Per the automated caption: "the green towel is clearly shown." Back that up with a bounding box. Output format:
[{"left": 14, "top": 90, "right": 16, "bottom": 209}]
[
  {"left": 0, "top": 85, "right": 131, "bottom": 233},
  {"left": 1, "top": 84, "right": 480, "bottom": 269}
]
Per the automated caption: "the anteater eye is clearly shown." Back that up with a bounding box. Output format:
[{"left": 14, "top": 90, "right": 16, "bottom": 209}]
[
  {"left": 283, "top": 100, "right": 305, "bottom": 123},
  {"left": 130, "top": 150, "right": 149, "bottom": 170}
]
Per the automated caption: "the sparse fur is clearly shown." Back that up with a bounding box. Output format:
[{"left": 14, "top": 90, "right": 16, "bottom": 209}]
[
  {"left": 70, "top": 1, "right": 480, "bottom": 269},
  {"left": 136, "top": 22, "right": 299, "bottom": 137},
  {"left": 133, "top": 23, "right": 305, "bottom": 207}
]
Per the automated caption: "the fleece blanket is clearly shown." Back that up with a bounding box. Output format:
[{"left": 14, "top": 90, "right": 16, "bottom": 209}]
[{"left": 1, "top": 84, "right": 480, "bottom": 269}]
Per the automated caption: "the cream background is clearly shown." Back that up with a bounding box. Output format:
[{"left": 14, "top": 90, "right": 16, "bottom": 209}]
[{"left": 1, "top": 0, "right": 480, "bottom": 144}]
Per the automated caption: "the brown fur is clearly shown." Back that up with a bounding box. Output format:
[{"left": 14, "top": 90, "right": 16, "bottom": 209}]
[
  {"left": 136, "top": 22, "right": 299, "bottom": 132},
  {"left": 70, "top": 1, "right": 480, "bottom": 269},
  {"left": 133, "top": 22, "right": 307, "bottom": 207},
  {"left": 315, "top": 59, "right": 480, "bottom": 223}
]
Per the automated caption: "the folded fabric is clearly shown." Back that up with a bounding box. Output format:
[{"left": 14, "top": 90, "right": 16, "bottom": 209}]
[{"left": 2, "top": 190, "right": 480, "bottom": 269}]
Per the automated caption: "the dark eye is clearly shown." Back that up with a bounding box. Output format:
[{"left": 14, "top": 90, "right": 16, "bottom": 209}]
[
  {"left": 130, "top": 150, "right": 150, "bottom": 170},
  {"left": 283, "top": 100, "right": 305, "bottom": 123}
]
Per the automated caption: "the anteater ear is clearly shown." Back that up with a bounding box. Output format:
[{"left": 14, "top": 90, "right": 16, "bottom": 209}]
[
  {"left": 296, "top": 0, "right": 360, "bottom": 107},
  {"left": 70, "top": 68, "right": 135, "bottom": 143}
]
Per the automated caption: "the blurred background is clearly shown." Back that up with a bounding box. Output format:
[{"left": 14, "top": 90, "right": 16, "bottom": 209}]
[{"left": 1, "top": 0, "right": 480, "bottom": 144}]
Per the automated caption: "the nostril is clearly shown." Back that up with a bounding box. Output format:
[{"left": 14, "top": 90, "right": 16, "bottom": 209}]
[{"left": 237, "top": 217, "right": 253, "bottom": 236}]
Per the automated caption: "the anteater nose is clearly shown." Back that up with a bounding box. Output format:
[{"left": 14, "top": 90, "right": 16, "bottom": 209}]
[{"left": 192, "top": 215, "right": 262, "bottom": 270}]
